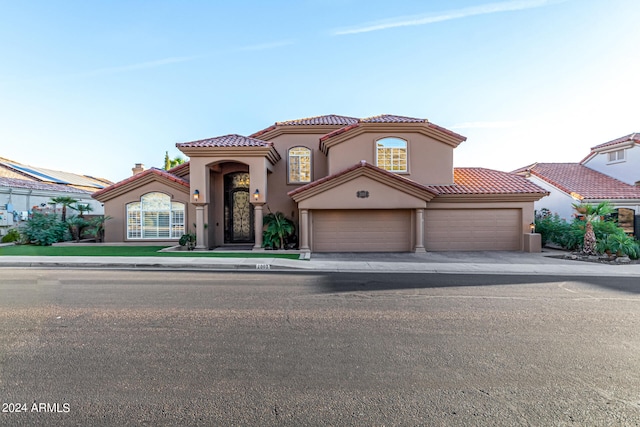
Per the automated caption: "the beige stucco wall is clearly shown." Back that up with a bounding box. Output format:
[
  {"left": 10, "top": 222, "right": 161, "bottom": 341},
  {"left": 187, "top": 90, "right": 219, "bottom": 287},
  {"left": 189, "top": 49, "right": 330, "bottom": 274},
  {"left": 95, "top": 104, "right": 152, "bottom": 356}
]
[
  {"left": 257, "top": 132, "right": 330, "bottom": 230},
  {"left": 297, "top": 176, "right": 427, "bottom": 210},
  {"left": 328, "top": 132, "right": 454, "bottom": 185},
  {"left": 102, "top": 181, "right": 192, "bottom": 244}
]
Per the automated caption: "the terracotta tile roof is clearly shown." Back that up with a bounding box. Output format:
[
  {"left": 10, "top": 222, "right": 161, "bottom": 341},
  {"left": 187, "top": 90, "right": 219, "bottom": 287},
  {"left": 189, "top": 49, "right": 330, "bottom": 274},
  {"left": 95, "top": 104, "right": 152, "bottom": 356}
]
[
  {"left": 276, "top": 114, "right": 360, "bottom": 126},
  {"left": 0, "top": 177, "right": 91, "bottom": 194},
  {"left": 591, "top": 133, "right": 640, "bottom": 151},
  {"left": 288, "top": 163, "right": 545, "bottom": 198},
  {"left": 177, "top": 134, "right": 273, "bottom": 148},
  {"left": 430, "top": 168, "right": 548, "bottom": 195},
  {"left": 360, "top": 114, "right": 426, "bottom": 123},
  {"left": 524, "top": 163, "right": 640, "bottom": 200},
  {"left": 319, "top": 114, "right": 467, "bottom": 144},
  {"left": 249, "top": 115, "right": 359, "bottom": 138},
  {"left": 91, "top": 167, "right": 189, "bottom": 199},
  {"left": 167, "top": 162, "right": 190, "bottom": 174},
  {"left": 288, "top": 161, "right": 438, "bottom": 200}
]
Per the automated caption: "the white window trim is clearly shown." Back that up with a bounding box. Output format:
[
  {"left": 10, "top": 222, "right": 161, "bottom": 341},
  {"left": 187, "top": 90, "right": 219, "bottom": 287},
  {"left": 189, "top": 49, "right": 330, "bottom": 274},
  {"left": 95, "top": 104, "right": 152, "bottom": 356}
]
[
  {"left": 607, "top": 149, "right": 626, "bottom": 164},
  {"left": 375, "top": 137, "right": 408, "bottom": 173},
  {"left": 126, "top": 193, "right": 185, "bottom": 240}
]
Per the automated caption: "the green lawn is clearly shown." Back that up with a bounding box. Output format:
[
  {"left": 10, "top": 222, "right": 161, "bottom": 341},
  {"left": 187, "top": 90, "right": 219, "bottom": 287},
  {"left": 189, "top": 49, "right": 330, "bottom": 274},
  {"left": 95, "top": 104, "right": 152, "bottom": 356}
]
[{"left": 0, "top": 245, "right": 301, "bottom": 259}]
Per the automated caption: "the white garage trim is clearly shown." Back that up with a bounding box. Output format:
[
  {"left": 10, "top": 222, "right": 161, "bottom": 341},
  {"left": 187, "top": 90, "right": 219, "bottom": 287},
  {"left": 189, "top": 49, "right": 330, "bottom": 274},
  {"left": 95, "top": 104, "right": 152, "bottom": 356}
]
[
  {"left": 312, "top": 209, "right": 412, "bottom": 252},
  {"left": 425, "top": 208, "right": 522, "bottom": 251}
]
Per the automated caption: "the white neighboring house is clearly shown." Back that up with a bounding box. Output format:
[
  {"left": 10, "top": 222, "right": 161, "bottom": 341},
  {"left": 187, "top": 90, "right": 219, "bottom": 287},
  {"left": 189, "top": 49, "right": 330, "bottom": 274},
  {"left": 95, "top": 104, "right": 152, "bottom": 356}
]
[
  {"left": 0, "top": 158, "right": 111, "bottom": 236},
  {"left": 581, "top": 133, "right": 640, "bottom": 186},
  {"left": 514, "top": 133, "right": 640, "bottom": 237}
]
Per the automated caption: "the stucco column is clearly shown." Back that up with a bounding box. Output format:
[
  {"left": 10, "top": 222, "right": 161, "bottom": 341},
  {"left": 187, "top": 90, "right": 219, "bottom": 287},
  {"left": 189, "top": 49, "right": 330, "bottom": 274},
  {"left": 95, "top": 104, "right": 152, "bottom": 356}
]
[
  {"left": 195, "top": 204, "right": 206, "bottom": 250},
  {"left": 415, "top": 208, "right": 426, "bottom": 253},
  {"left": 253, "top": 203, "right": 264, "bottom": 250},
  {"left": 299, "top": 209, "right": 310, "bottom": 252}
]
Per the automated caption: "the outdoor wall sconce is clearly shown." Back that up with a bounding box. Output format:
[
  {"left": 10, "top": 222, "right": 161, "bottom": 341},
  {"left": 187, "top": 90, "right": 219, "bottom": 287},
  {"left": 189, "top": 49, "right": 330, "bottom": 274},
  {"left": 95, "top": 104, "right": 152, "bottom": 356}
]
[
  {"left": 193, "top": 189, "right": 200, "bottom": 202},
  {"left": 253, "top": 189, "right": 260, "bottom": 201},
  {"left": 530, "top": 222, "right": 535, "bottom": 233}
]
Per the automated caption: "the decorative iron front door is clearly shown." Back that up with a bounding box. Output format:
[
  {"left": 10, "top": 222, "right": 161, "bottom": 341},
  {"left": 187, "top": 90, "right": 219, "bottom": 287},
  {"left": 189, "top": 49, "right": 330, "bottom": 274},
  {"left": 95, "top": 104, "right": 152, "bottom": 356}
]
[{"left": 224, "top": 173, "right": 254, "bottom": 243}]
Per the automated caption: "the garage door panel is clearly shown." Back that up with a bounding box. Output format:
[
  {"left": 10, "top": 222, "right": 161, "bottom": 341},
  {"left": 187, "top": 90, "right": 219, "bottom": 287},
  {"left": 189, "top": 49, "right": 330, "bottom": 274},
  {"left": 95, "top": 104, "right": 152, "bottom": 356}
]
[
  {"left": 313, "top": 210, "right": 411, "bottom": 252},
  {"left": 426, "top": 209, "right": 521, "bottom": 251}
]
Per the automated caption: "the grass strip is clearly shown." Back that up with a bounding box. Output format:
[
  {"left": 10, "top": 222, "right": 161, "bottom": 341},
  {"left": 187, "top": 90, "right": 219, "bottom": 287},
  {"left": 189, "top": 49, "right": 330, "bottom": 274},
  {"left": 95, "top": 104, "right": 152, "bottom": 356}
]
[{"left": 0, "top": 245, "right": 301, "bottom": 259}]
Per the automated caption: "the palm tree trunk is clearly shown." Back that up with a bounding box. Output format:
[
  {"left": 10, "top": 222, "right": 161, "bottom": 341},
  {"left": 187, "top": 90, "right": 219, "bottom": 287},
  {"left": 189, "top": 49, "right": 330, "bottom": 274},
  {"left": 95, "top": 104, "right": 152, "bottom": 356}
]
[{"left": 583, "top": 221, "right": 597, "bottom": 255}]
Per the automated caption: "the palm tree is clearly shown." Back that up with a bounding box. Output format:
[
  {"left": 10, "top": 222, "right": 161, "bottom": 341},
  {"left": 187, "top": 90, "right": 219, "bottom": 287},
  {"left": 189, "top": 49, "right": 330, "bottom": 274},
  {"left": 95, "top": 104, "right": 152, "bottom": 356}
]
[
  {"left": 49, "top": 196, "right": 79, "bottom": 222},
  {"left": 164, "top": 151, "right": 186, "bottom": 170},
  {"left": 572, "top": 201, "right": 614, "bottom": 255},
  {"left": 263, "top": 211, "right": 295, "bottom": 250},
  {"left": 71, "top": 203, "right": 93, "bottom": 218}
]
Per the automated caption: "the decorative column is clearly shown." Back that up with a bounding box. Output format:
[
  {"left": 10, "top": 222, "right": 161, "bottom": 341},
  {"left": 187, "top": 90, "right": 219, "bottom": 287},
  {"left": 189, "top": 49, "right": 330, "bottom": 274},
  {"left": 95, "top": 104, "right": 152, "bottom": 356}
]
[
  {"left": 253, "top": 203, "right": 265, "bottom": 250},
  {"left": 299, "top": 209, "right": 310, "bottom": 252},
  {"left": 195, "top": 205, "right": 206, "bottom": 250},
  {"left": 415, "top": 208, "right": 426, "bottom": 253}
]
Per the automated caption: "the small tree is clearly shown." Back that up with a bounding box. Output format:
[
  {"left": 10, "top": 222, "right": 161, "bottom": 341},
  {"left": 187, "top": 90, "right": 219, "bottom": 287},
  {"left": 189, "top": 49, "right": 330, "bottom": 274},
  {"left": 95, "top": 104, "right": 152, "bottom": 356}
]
[
  {"left": 571, "top": 202, "right": 614, "bottom": 255},
  {"left": 164, "top": 151, "right": 186, "bottom": 170},
  {"left": 66, "top": 216, "right": 90, "bottom": 242},
  {"left": 86, "top": 215, "right": 111, "bottom": 242},
  {"left": 49, "top": 196, "right": 79, "bottom": 222},
  {"left": 70, "top": 203, "right": 93, "bottom": 218}
]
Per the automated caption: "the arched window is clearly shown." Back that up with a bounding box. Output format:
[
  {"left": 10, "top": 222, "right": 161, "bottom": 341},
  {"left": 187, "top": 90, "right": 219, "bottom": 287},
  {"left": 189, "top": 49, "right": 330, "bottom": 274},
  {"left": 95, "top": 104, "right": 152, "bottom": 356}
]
[
  {"left": 376, "top": 137, "right": 407, "bottom": 172},
  {"left": 288, "top": 146, "right": 311, "bottom": 183},
  {"left": 126, "top": 192, "right": 185, "bottom": 239}
]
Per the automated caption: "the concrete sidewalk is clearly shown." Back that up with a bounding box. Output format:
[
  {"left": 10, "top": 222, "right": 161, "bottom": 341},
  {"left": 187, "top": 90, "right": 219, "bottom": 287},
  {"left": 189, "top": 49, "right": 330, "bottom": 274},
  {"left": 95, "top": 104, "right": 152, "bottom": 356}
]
[{"left": 1, "top": 249, "right": 640, "bottom": 276}]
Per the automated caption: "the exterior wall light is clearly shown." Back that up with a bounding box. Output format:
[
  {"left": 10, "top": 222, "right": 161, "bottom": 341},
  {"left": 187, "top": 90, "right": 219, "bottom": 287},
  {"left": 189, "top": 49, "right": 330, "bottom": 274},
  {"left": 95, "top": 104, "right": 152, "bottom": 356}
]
[
  {"left": 253, "top": 189, "right": 260, "bottom": 201},
  {"left": 530, "top": 222, "right": 535, "bottom": 234},
  {"left": 193, "top": 189, "right": 200, "bottom": 202}
]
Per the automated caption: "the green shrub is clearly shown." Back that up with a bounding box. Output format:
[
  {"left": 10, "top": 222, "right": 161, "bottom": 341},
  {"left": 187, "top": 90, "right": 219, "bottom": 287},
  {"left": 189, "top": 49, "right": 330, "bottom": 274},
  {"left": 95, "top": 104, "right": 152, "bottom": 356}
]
[
  {"left": 596, "top": 231, "right": 640, "bottom": 259},
  {"left": 22, "top": 212, "right": 69, "bottom": 246},
  {"left": 535, "top": 210, "right": 570, "bottom": 247},
  {"left": 1, "top": 228, "right": 21, "bottom": 243}
]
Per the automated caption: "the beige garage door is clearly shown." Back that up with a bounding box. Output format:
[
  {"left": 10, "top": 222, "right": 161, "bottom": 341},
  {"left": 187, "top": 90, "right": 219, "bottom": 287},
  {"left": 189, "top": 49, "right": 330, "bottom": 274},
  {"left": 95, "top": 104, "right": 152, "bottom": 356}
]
[
  {"left": 312, "top": 210, "right": 411, "bottom": 252},
  {"left": 426, "top": 209, "right": 521, "bottom": 251}
]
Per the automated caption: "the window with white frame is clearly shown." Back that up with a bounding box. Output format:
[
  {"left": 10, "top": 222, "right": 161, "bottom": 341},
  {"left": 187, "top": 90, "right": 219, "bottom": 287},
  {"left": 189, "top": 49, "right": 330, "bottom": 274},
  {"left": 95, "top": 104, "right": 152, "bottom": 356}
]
[
  {"left": 607, "top": 149, "right": 625, "bottom": 162},
  {"left": 288, "top": 146, "right": 311, "bottom": 183},
  {"left": 126, "top": 192, "right": 185, "bottom": 239},
  {"left": 376, "top": 137, "right": 407, "bottom": 172}
]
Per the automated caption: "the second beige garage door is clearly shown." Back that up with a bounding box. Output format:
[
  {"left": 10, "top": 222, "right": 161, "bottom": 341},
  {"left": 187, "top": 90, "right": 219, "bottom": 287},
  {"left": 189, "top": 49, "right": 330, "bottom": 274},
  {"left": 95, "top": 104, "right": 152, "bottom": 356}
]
[
  {"left": 425, "top": 209, "right": 521, "bottom": 251},
  {"left": 312, "top": 209, "right": 411, "bottom": 252}
]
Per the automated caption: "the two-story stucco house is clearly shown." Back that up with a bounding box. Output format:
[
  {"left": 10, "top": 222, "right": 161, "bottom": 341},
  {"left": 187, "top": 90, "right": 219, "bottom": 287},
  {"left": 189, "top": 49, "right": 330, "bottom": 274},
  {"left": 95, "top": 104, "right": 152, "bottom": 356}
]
[
  {"left": 92, "top": 114, "right": 548, "bottom": 252},
  {"left": 514, "top": 133, "right": 640, "bottom": 236}
]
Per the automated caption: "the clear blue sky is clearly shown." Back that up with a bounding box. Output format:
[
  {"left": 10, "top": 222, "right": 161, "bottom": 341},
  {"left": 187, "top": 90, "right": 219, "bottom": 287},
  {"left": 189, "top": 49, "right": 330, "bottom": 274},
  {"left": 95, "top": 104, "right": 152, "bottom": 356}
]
[{"left": 2, "top": 0, "right": 639, "bottom": 182}]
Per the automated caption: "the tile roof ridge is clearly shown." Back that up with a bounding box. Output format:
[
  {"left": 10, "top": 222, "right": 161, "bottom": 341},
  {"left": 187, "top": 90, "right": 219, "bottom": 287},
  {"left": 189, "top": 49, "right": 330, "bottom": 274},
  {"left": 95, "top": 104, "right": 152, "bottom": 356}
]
[{"left": 92, "top": 167, "right": 189, "bottom": 198}]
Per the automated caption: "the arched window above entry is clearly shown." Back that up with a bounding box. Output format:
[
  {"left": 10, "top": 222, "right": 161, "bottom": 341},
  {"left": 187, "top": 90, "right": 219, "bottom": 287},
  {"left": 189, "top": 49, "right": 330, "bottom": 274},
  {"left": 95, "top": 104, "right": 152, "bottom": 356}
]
[
  {"left": 376, "top": 137, "right": 407, "bottom": 172},
  {"left": 288, "top": 146, "right": 311, "bottom": 183},
  {"left": 126, "top": 192, "right": 185, "bottom": 239}
]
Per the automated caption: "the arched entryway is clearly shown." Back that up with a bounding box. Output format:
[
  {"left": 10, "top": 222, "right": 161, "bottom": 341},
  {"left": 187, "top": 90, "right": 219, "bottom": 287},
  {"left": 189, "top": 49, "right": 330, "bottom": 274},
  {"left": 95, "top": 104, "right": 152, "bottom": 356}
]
[{"left": 224, "top": 172, "right": 254, "bottom": 243}]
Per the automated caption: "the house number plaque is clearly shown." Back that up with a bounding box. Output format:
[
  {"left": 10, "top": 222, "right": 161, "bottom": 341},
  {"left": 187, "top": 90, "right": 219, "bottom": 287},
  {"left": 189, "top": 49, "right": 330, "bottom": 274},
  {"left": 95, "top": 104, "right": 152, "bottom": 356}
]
[{"left": 356, "top": 190, "right": 370, "bottom": 198}]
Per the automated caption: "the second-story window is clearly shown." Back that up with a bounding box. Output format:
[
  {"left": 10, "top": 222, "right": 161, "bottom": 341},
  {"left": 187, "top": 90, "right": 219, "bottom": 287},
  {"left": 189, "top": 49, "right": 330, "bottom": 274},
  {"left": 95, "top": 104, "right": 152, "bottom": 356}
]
[
  {"left": 289, "top": 147, "right": 311, "bottom": 183},
  {"left": 376, "top": 137, "right": 407, "bottom": 172},
  {"left": 607, "top": 149, "right": 625, "bottom": 163}
]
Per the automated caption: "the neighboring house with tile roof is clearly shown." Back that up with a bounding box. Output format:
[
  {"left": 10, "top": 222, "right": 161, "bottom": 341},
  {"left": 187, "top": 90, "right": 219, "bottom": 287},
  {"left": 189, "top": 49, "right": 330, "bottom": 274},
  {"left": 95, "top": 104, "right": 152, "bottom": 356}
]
[
  {"left": 514, "top": 134, "right": 640, "bottom": 236},
  {"left": 93, "top": 114, "right": 548, "bottom": 252},
  {"left": 0, "top": 158, "right": 110, "bottom": 235}
]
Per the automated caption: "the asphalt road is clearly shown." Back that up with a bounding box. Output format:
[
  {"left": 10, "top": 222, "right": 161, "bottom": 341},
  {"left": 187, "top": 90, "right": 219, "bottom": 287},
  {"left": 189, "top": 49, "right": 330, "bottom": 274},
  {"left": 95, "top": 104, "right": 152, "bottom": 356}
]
[{"left": 1, "top": 269, "right": 640, "bottom": 426}]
